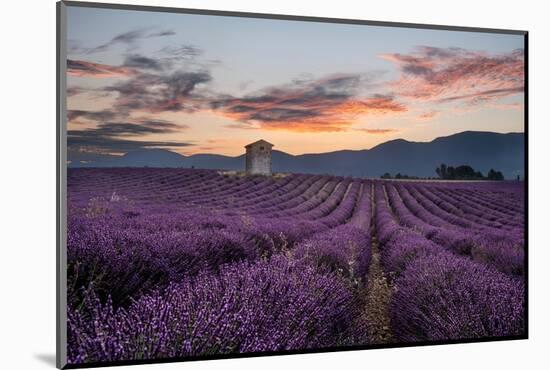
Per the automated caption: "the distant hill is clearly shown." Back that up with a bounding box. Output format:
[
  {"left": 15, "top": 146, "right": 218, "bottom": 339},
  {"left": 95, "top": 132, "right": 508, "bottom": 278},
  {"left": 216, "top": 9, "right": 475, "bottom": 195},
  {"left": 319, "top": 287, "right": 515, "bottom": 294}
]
[{"left": 69, "top": 131, "right": 525, "bottom": 179}]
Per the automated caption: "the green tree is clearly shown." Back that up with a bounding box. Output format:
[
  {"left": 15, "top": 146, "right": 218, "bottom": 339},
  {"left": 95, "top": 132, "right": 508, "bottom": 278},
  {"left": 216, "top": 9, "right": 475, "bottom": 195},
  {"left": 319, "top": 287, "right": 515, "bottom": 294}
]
[
  {"left": 488, "top": 169, "right": 504, "bottom": 181},
  {"left": 436, "top": 163, "right": 448, "bottom": 179}
]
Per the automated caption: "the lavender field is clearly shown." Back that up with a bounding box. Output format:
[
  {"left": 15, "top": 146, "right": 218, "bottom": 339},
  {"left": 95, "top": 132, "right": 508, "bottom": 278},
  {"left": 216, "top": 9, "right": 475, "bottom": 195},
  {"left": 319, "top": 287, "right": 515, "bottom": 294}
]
[{"left": 66, "top": 168, "right": 525, "bottom": 364}]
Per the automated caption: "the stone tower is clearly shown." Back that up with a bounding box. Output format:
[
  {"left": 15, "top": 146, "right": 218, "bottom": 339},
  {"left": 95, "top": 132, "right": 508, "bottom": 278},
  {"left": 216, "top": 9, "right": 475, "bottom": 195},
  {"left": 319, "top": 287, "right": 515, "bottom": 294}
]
[{"left": 245, "top": 139, "right": 274, "bottom": 176}]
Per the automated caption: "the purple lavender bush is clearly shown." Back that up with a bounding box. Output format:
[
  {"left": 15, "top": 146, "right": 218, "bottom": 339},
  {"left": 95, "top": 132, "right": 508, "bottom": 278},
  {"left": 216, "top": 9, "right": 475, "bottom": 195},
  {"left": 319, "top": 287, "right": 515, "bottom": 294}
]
[
  {"left": 390, "top": 253, "right": 525, "bottom": 342},
  {"left": 470, "top": 233, "right": 524, "bottom": 276},
  {"left": 68, "top": 256, "right": 366, "bottom": 364},
  {"left": 294, "top": 224, "right": 371, "bottom": 282},
  {"left": 381, "top": 230, "right": 448, "bottom": 278},
  {"left": 67, "top": 212, "right": 257, "bottom": 306},
  {"left": 238, "top": 217, "right": 329, "bottom": 257}
]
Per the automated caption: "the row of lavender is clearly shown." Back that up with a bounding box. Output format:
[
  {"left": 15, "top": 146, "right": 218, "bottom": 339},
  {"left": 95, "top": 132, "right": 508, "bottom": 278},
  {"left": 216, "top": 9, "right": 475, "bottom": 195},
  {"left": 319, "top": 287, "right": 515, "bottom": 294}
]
[
  {"left": 68, "top": 168, "right": 523, "bottom": 231},
  {"left": 385, "top": 183, "right": 524, "bottom": 276},
  {"left": 375, "top": 183, "right": 524, "bottom": 341},
  {"left": 68, "top": 171, "right": 523, "bottom": 290},
  {"left": 67, "top": 169, "right": 373, "bottom": 364}
]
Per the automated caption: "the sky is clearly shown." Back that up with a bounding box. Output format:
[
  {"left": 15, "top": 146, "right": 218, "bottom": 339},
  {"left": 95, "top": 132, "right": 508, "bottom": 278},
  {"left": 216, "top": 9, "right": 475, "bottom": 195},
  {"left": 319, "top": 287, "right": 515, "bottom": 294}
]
[{"left": 66, "top": 6, "right": 525, "bottom": 159}]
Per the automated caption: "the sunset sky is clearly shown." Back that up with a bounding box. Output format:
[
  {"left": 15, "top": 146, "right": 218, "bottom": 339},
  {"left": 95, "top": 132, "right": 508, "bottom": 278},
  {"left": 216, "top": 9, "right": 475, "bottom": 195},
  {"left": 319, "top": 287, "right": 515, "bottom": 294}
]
[{"left": 66, "top": 5, "right": 525, "bottom": 160}]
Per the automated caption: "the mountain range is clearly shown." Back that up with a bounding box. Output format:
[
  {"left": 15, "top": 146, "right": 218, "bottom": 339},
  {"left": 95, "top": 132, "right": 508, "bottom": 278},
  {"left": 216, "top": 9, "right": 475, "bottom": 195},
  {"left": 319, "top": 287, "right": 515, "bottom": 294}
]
[{"left": 69, "top": 131, "right": 525, "bottom": 179}]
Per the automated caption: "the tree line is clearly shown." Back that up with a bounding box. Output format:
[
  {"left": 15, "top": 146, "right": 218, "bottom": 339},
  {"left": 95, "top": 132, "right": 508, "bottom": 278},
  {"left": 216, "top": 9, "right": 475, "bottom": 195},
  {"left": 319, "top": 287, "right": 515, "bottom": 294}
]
[
  {"left": 380, "top": 164, "right": 505, "bottom": 180},
  {"left": 435, "top": 164, "right": 504, "bottom": 180}
]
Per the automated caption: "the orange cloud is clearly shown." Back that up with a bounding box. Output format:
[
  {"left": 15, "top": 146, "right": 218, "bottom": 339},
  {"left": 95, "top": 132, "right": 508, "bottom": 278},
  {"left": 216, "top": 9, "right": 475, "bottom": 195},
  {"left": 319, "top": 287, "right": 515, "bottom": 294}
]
[
  {"left": 355, "top": 128, "right": 398, "bottom": 134},
  {"left": 211, "top": 75, "right": 407, "bottom": 132},
  {"left": 67, "top": 59, "right": 135, "bottom": 78}
]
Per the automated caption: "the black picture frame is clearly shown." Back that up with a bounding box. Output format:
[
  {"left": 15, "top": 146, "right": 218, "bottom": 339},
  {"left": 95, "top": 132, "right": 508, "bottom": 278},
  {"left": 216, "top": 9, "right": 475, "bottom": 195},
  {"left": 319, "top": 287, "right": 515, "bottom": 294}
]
[{"left": 56, "top": 1, "right": 528, "bottom": 368}]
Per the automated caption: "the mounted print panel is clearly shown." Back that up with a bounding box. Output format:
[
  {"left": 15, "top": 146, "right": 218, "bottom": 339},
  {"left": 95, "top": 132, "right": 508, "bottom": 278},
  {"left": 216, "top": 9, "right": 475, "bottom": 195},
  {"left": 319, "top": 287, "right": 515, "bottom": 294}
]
[{"left": 57, "top": 1, "right": 527, "bottom": 368}]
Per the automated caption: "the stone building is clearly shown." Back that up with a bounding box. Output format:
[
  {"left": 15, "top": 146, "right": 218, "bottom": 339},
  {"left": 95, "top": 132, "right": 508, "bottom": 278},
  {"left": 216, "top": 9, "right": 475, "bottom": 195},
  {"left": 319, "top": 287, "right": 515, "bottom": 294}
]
[{"left": 245, "top": 139, "right": 274, "bottom": 176}]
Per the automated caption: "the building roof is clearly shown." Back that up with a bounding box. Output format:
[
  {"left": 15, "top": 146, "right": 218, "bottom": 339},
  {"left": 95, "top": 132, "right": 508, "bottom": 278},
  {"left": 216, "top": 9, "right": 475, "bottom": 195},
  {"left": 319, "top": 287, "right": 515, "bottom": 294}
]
[{"left": 244, "top": 139, "right": 274, "bottom": 149}]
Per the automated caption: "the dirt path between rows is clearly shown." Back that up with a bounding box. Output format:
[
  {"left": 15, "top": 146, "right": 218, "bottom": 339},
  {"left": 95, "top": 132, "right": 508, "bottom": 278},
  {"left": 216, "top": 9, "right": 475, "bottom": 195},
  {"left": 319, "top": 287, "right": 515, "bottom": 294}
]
[{"left": 364, "top": 183, "right": 394, "bottom": 344}]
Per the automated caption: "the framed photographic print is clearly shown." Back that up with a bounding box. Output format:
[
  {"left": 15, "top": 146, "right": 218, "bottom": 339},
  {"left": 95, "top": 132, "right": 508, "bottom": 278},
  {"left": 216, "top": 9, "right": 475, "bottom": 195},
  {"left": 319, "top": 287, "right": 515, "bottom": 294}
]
[{"left": 56, "top": 1, "right": 527, "bottom": 368}]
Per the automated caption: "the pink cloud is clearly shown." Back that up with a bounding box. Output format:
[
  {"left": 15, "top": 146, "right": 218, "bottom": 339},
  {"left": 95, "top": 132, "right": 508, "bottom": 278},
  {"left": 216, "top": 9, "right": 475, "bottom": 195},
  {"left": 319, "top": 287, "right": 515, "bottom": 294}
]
[
  {"left": 489, "top": 102, "right": 524, "bottom": 110},
  {"left": 380, "top": 47, "right": 524, "bottom": 105},
  {"left": 415, "top": 110, "right": 440, "bottom": 121}
]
